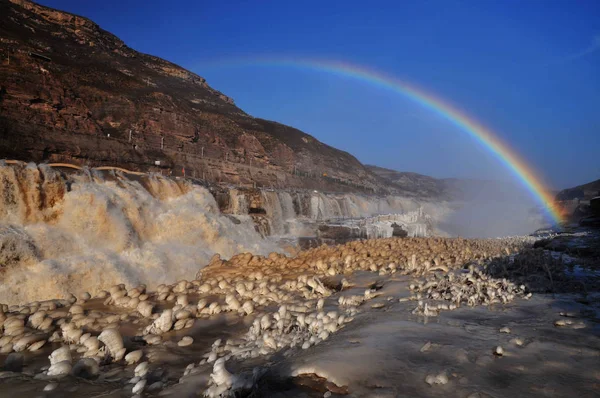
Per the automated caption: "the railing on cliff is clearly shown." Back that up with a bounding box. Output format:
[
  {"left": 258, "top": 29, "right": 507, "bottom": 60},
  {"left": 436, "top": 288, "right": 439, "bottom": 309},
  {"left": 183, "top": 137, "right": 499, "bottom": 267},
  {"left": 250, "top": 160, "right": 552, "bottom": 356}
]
[
  {"left": 1, "top": 159, "right": 381, "bottom": 197},
  {"left": 87, "top": 129, "right": 380, "bottom": 193},
  {"left": 4, "top": 127, "right": 381, "bottom": 193},
  {"left": 3, "top": 160, "right": 146, "bottom": 176}
]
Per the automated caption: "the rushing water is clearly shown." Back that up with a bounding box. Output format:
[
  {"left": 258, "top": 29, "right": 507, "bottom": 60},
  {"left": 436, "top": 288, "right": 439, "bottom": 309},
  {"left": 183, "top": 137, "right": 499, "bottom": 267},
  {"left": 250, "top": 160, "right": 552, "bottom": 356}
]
[
  {"left": 0, "top": 164, "right": 277, "bottom": 304},
  {"left": 228, "top": 186, "right": 437, "bottom": 238},
  {"left": 0, "top": 162, "right": 483, "bottom": 305}
]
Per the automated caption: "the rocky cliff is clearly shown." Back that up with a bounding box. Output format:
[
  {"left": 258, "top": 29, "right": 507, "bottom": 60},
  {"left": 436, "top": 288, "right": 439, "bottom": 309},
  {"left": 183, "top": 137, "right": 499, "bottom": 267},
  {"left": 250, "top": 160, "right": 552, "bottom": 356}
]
[
  {"left": 0, "top": 0, "right": 388, "bottom": 193},
  {"left": 554, "top": 178, "right": 600, "bottom": 225},
  {"left": 555, "top": 179, "right": 600, "bottom": 202},
  {"left": 367, "top": 164, "right": 544, "bottom": 204}
]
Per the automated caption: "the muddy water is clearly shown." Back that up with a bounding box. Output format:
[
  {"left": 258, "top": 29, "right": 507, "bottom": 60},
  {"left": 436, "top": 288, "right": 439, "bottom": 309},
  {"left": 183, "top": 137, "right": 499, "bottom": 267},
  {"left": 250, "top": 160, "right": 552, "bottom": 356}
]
[{"left": 0, "top": 164, "right": 278, "bottom": 305}]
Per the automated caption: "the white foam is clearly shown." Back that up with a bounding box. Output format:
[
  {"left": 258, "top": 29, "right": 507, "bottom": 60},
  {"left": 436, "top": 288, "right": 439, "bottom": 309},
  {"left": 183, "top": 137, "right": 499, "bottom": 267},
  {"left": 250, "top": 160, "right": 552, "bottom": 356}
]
[{"left": 0, "top": 165, "right": 277, "bottom": 304}]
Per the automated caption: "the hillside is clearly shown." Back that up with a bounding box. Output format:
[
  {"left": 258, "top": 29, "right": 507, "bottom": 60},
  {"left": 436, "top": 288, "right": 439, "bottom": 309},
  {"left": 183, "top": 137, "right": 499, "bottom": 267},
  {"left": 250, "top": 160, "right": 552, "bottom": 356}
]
[
  {"left": 0, "top": 0, "right": 388, "bottom": 193},
  {"left": 367, "top": 165, "right": 536, "bottom": 203},
  {"left": 555, "top": 179, "right": 600, "bottom": 201},
  {"left": 365, "top": 165, "right": 448, "bottom": 198}
]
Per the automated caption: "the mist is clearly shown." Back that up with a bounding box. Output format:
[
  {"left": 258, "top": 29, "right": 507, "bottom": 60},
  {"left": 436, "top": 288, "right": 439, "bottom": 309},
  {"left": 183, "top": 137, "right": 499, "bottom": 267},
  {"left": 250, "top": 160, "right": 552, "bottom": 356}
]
[{"left": 438, "top": 179, "right": 548, "bottom": 238}]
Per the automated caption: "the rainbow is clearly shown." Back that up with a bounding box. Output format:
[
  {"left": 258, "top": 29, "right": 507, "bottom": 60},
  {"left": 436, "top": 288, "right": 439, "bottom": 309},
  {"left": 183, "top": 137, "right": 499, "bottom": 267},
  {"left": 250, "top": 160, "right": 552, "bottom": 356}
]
[{"left": 201, "top": 57, "right": 563, "bottom": 224}]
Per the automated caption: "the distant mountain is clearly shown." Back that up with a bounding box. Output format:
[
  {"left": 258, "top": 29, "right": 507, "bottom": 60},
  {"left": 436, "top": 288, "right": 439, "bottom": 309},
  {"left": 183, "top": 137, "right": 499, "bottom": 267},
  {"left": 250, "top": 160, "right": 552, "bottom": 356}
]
[
  {"left": 367, "top": 165, "right": 532, "bottom": 202},
  {"left": 555, "top": 179, "right": 600, "bottom": 201},
  {"left": 365, "top": 165, "right": 448, "bottom": 198}
]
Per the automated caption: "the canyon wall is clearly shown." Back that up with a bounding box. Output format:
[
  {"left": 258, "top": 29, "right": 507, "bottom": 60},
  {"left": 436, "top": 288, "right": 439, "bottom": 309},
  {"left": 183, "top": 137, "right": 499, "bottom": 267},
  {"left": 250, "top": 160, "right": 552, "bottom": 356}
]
[{"left": 0, "top": 0, "right": 391, "bottom": 195}]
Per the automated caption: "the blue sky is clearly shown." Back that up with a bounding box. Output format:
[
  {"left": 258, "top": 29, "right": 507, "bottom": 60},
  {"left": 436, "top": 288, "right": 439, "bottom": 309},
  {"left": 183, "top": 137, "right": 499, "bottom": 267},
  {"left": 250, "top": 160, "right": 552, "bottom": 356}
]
[{"left": 39, "top": 0, "right": 600, "bottom": 189}]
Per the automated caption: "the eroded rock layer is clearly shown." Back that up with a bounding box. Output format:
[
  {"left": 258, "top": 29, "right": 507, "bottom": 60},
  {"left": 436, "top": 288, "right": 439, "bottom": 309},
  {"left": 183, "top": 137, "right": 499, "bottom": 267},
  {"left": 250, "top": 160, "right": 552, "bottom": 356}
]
[{"left": 0, "top": 0, "right": 388, "bottom": 193}]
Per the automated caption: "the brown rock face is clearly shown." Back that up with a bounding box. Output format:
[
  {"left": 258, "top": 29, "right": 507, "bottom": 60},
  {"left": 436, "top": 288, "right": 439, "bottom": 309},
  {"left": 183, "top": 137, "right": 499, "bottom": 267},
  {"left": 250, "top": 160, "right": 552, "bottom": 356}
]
[{"left": 0, "top": 0, "right": 390, "bottom": 193}]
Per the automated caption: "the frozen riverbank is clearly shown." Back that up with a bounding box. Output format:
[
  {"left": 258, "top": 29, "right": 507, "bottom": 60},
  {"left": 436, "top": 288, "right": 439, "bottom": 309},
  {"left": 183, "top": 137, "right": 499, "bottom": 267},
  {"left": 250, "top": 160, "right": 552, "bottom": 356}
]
[{"left": 0, "top": 233, "right": 598, "bottom": 397}]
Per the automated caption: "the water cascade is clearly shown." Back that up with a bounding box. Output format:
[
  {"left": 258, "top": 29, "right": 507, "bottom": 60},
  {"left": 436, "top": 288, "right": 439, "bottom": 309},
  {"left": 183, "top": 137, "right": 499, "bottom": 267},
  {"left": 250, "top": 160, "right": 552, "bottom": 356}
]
[
  {"left": 228, "top": 188, "right": 249, "bottom": 215},
  {"left": 0, "top": 163, "right": 276, "bottom": 304},
  {"left": 260, "top": 190, "right": 285, "bottom": 235}
]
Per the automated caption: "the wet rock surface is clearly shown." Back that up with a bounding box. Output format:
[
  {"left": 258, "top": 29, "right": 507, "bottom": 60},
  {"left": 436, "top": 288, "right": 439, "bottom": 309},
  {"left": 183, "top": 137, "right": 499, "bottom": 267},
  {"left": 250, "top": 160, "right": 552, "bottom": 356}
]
[{"left": 533, "top": 227, "right": 600, "bottom": 259}]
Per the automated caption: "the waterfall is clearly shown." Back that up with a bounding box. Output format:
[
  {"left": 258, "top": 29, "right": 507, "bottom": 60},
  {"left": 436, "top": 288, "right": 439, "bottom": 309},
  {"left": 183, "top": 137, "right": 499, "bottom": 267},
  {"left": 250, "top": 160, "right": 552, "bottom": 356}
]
[
  {"left": 309, "top": 195, "right": 321, "bottom": 220},
  {"left": 309, "top": 193, "right": 344, "bottom": 220},
  {"left": 222, "top": 187, "right": 439, "bottom": 240},
  {"left": 330, "top": 197, "right": 343, "bottom": 218},
  {"left": 229, "top": 189, "right": 249, "bottom": 215},
  {"left": 278, "top": 192, "right": 296, "bottom": 221},
  {"left": 261, "top": 190, "right": 285, "bottom": 235},
  {"left": 343, "top": 195, "right": 361, "bottom": 218},
  {"left": 0, "top": 163, "right": 277, "bottom": 304},
  {"left": 365, "top": 222, "right": 394, "bottom": 239},
  {"left": 0, "top": 163, "right": 65, "bottom": 224}
]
